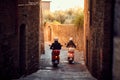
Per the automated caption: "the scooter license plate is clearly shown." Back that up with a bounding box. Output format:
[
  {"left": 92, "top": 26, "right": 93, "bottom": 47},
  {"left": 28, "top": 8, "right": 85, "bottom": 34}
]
[
  {"left": 55, "top": 60, "right": 58, "bottom": 63},
  {"left": 69, "top": 58, "right": 73, "bottom": 60}
]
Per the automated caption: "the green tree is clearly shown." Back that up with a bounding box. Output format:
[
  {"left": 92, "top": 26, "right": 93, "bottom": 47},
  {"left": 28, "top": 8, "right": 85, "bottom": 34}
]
[
  {"left": 43, "top": 11, "right": 55, "bottom": 22},
  {"left": 66, "top": 8, "right": 74, "bottom": 16},
  {"left": 43, "top": 7, "right": 84, "bottom": 25},
  {"left": 54, "top": 11, "right": 66, "bottom": 24},
  {"left": 72, "top": 9, "right": 84, "bottom": 29}
]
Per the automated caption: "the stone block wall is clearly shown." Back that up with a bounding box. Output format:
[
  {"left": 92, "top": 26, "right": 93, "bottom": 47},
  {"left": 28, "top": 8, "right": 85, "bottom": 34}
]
[
  {"left": 102, "top": 0, "right": 113, "bottom": 80},
  {"left": 113, "top": 38, "right": 120, "bottom": 80},
  {"left": 44, "top": 23, "right": 84, "bottom": 51},
  {"left": 88, "top": 0, "right": 105, "bottom": 79},
  {"left": 0, "top": 0, "right": 40, "bottom": 79},
  {"left": 0, "top": 0, "right": 19, "bottom": 79},
  {"left": 84, "top": 0, "right": 113, "bottom": 80},
  {"left": 113, "top": 0, "right": 120, "bottom": 80},
  {"left": 18, "top": 0, "right": 40, "bottom": 75}
]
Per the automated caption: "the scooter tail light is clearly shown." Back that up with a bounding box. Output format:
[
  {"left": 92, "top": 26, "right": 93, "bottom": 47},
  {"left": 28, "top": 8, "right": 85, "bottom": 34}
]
[
  {"left": 69, "top": 53, "right": 73, "bottom": 57},
  {"left": 55, "top": 56, "right": 58, "bottom": 58}
]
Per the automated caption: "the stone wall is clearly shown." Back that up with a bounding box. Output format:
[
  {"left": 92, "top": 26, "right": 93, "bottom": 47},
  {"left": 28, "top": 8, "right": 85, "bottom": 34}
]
[
  {"left": 0, "top": 0, "right": 19, "bottom": 79},
  {"left": 18, "top": 0, "right": 40, "bottom": 76},
  {"left": 88, "top": 0, "right": 105, "bottom": 79},
  {"left": 39, "top": 0, "right": 45, "bottom": 54},
  {"left": 44, "top": 23, "right": 84, "bottom": 51},
  {"left": 84, "top": 0, "right": 113, "bottom": 80},
  {"left": 113, "top": 38, "right": 120, "bottom": 80},
  {"left": 113, "top": 0, "right": 120, "bottom": 80},
  {"left": 102, "top": 0, "right": 113, "bottom": 80},
  {"left": 0, "top": 0, "right": 41, "bottom": 79}
]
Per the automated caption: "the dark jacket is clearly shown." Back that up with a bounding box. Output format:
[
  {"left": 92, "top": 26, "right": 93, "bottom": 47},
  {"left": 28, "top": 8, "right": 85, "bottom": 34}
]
[
  {"left": 50, "top": 41, "right": 62, "bottom": 50},
  {"left": 66, "top": 40, "right": 76, "bottom": 48}
]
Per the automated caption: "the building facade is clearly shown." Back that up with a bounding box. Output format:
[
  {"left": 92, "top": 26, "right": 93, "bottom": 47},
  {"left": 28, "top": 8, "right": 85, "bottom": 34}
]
[
  {"left": 41, "top": 1, "right": 51, "bottom": 12},
  {"left": 84, "top": 0, "right": 119, "bottom": 80},
  {"left": 0, "top": 0, "right": 40, "bottom": 79}
]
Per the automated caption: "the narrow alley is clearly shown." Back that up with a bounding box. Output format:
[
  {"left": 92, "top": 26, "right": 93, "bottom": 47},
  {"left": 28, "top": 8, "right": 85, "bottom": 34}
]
[
  {"left": 0, "top": 0, "right": 116, "bottom": 80},
  {"left": 17, "top": 42, "right": 96, "bottom": 80}
]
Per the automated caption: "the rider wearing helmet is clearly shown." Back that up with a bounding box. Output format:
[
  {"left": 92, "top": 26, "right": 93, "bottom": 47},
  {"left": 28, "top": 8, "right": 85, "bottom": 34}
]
[
  {"left": 66, "top": 37, "right": 76, "bottom": 48},
  {"left": 50, "top": 37, "right": 62, "bottom": 50}
]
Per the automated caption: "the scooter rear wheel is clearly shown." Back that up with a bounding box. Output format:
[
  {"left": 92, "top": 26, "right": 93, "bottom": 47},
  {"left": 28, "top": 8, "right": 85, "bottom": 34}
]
[
  {"left": 69, "top": 60, "right": 73, "bottom": 64},
  {"left": 53, "top": 64, "right": 58, "bottom": 67}
]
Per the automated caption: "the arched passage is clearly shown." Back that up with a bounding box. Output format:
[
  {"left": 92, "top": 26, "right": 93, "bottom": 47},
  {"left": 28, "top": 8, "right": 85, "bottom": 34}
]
[{"left": 19, "top": 24, "right": 26, "bottom": 76}]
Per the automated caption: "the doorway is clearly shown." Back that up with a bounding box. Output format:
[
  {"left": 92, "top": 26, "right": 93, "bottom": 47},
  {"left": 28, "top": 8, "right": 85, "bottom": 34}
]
[{"left": 19, "top": 24, "right": 26, "bottom": 75}]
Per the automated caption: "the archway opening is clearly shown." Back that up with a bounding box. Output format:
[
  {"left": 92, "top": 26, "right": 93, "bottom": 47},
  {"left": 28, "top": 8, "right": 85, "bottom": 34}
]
[{"left": 19, "top": 24, "right": 26, "bottom": 76}]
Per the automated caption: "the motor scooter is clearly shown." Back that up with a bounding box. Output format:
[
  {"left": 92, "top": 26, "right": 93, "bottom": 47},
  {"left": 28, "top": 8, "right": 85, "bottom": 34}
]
[
  {"left": 52, "top": 50, "right": 60, "bottom": 67},
  {"left": 67, "top": 47, "right": 74, "bottom": 64}
]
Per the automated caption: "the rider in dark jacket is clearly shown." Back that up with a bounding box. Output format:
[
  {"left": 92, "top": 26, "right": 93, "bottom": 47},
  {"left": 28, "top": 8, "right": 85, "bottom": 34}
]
[
  {"left": 50, "top": 37, "right": 62, "bottom": 62},
  {"left": 66, "top": 37, "right": 76, "bottom": 48},
  {"left": 50, "top": 37, "right": 62, "bottom": 50}
]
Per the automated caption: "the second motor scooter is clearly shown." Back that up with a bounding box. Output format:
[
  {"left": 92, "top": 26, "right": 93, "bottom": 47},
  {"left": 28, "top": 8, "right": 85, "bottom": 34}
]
[
  {"left": 66, "top": 37, "right": 76, "bottom": 64},
  {"left": 67, "top": 47, "right": 75, "bottom": 64}
]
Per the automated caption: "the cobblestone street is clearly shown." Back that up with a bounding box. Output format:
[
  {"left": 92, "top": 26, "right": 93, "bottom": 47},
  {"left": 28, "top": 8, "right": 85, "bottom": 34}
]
[{"left": 17, "top": 42, "right": 97, "bottom": 80}]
